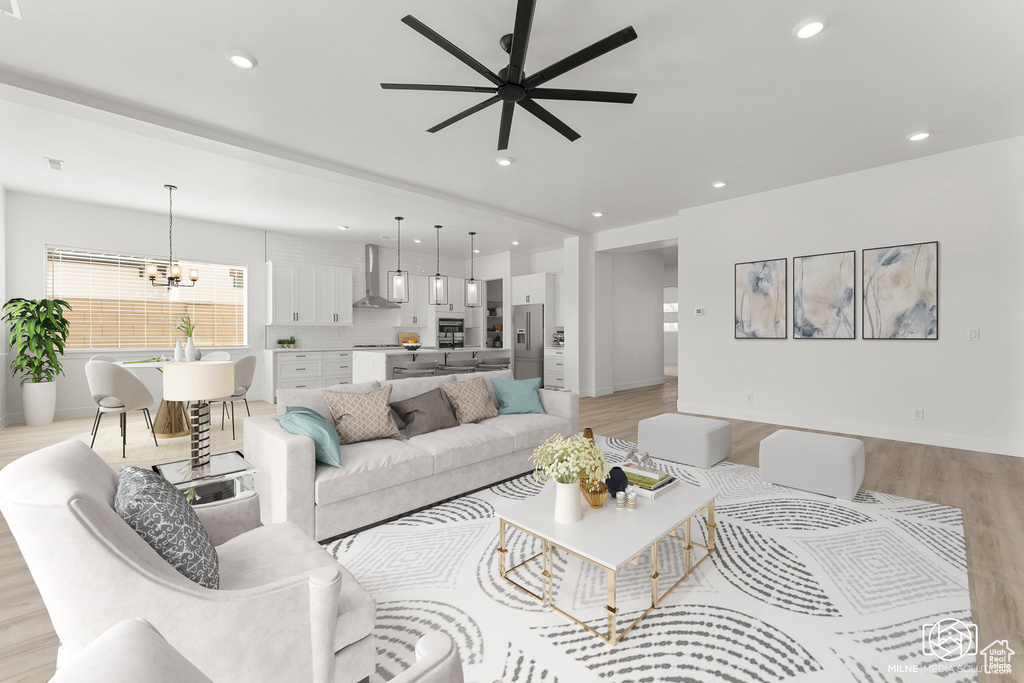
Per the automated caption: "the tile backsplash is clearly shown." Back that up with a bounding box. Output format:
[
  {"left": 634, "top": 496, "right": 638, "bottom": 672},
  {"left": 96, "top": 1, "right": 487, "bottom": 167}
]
[{"left": 264, "top": 231, "right": 465, "bottom": 349}]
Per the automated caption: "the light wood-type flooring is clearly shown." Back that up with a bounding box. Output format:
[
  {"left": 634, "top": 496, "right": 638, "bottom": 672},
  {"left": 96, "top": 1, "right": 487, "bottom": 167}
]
[{"left": 1, "top": 379, "right": 1022, "bottom": 681}]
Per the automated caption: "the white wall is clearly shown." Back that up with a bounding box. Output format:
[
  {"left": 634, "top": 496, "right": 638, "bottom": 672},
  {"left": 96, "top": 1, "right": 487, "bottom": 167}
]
[
  {"left": 0, "top": 186, "right": 6, "bottom": 428},
  {"left": 3, "top": 192, "right": 269, "bottom": 424},
  {"left": 661, "top": 137, "right": 1023, "bottom": 456},
  {"left": 528, "top": 248, "right": 564, "bottom": 274},
  {"left": 664, "top": 263, "right": 678, "bottom": 288},
  {"left": 610, "top": 252, "right": 665, "bottom": 392},
  {"left": 664, "top": 286, "right": 679, "bottom": 364}
]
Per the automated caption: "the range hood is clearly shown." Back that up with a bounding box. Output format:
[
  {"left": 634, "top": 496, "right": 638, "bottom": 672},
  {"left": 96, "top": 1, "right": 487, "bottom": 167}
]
[{"left": 353, "top": 244, "right": 401, "bottom": 309}]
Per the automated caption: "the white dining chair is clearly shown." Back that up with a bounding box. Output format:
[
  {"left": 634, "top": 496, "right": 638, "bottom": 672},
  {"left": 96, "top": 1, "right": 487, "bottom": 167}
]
[
  {"left": 84, "top": 361, "right": 158, "bottom": 458},
  {"left": 202, "top": 351, "right": 231, "bottom": 361},
  {"left": 210, "top": 355, "right": 257, "bottom": 439},
  {"left": 90, "top": 354, "right": 118, "bottom": 362}
]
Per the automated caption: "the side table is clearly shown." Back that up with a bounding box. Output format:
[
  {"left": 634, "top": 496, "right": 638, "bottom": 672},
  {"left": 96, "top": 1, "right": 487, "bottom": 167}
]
[{"left": 153, "top": 451, "right": 256, "bottom": 505}]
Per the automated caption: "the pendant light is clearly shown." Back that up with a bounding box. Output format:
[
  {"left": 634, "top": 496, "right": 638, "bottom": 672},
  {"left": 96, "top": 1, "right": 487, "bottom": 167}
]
[
  {"left": 465, "top": 232, "right": 481, "bottom": 308},
  {"left": 147, "top": 184, "right": 198, "bottom": 288},
  {"left": 428, "top": 225, "right": 448, "bottom": 306},
  {"left": 387, "top": 216, "right": 409, "bottom": 303}
]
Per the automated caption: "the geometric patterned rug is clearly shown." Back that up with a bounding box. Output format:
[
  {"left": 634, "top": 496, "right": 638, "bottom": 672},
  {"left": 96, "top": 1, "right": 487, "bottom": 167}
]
[{"left": 326, "top": 436, "right": 977, "bottom": 683}]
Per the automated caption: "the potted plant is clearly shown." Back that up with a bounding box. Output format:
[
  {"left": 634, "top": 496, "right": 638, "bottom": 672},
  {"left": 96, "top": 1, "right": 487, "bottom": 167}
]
[
  {"left": 530, "top": 434, "right": 609, "bottom": 523},
  {"left": 276, "top": 336, "right": 296, "bottom": 349},
  {"left": 175, "top": 314, "right": 198, "bottom": 361},
  {"left": 2, "top": 298, "right": 72, "bottom": 426}
]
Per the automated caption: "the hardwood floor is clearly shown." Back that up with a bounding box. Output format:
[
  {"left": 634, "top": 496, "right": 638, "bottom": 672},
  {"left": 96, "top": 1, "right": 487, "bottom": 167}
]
[{"left": 1, "top": 382, "right": 1021, "bottom": 681}]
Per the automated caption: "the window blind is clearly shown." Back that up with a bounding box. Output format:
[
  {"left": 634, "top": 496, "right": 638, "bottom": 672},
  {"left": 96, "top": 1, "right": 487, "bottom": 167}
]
[{"left": 45, "top": 247, "right": 246, "bottom": 350}]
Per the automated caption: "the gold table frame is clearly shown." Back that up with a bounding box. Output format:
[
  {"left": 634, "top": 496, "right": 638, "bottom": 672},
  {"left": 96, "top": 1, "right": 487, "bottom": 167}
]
[{"left": 497, "top": 500, "right": 716, "bottom": 646}]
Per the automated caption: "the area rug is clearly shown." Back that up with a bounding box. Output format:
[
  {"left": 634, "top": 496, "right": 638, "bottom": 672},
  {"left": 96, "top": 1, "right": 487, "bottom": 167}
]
[
  {"left": 326, "top": 436, "right": 975, "bottom": 683},
  {"left": 72, "top": 416, "right": 243, "bottom": 464}
]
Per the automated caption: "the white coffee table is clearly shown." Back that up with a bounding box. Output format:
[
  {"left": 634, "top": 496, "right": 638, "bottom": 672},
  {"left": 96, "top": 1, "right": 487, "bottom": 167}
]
[{"left": 497, "top": 481, "right": 716, "bottom": 646}]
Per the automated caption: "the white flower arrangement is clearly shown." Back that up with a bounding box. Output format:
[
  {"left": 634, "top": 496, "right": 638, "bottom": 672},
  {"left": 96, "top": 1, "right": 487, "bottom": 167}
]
[{"left": 530, "top": 434, "right": 609, "bottom": 490}]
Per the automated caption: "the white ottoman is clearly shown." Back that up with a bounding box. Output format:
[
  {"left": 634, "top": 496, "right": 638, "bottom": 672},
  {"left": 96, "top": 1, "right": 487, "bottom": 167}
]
[
  {"left": 759, "top": 429, "right": 865, "bottom": 500},
  {"left": 638, "top": 413, "right": 732, "bottom": 468}
]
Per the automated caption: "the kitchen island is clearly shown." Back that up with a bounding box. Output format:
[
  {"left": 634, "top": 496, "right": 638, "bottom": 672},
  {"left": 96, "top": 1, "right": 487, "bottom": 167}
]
[{"left": 352, "top": 347, "right": 488, "bottom": 383}]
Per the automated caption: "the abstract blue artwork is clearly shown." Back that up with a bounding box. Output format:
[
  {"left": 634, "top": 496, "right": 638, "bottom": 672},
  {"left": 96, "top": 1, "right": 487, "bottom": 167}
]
[
  {"left": 793, "top": 251, "right": 855, "bottom": 339},
  {"left": 735, "top": 258, "right": 787, "bottom": 338},
  {"left": 862, "top": 241, "right": 938, "bottom": 339}
]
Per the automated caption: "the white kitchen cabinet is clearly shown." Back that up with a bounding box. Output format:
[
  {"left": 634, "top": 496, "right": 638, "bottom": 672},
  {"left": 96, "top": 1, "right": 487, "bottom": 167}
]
[
  {"left": 512, "top": 273, "right": 552, "bottom": 305},
  {"left": 544, "top": 348, "right": 565, "bottom": 388},
  {"left": 268, "top": 262, "right": 317, "bottom": 324},
  {"left": 266, "top": 350, "right": 353, "bottom": 402},
  {"left": 315, "top": 267, "right": 353, "bottom": 325},
  {"left": 399, "top": 275, "right": 429, "bottom": 327},
  {"left": 449, "top": 278, "right": 465, "bottom": 314},
  {"left": 553, "top": 273, "right": 564, "bottom": 327}
]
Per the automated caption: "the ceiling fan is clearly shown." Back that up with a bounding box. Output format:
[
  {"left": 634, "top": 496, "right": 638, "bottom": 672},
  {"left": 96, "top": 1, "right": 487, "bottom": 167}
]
[{"left": 380, "top": 0, "right": 638, "bottom": 151}]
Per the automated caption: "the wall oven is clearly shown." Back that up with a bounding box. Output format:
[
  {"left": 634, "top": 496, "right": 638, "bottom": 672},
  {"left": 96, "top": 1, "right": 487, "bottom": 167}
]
[{"left": 437, "top": 318, "right": 465, "bottom": 348}]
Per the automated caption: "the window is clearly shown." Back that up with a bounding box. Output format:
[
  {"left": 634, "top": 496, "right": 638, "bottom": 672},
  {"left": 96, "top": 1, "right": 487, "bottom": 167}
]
[
  {"left": 664, "top": 288, "right": 679, "bottom": 334},
  {"left": 663, "top": 322, "right": 679, "bottom": 332},
  {"left": 46, "top": 246, "right": 246, "bottom": 350},
  {"left": 662, "top": 303, "right": 679, "bottom": 313}
]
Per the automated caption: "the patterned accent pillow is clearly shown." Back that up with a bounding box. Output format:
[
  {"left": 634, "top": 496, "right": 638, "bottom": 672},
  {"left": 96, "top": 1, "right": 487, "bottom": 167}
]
[
  {"left": 114, "top": 466, "right": 219, "bottom": 589},
  {"left": 441, "top": 376, "right": 499, "bottom": 424},
  {"left": 322, "top": 384, "right": 402, "bottom": 445}
]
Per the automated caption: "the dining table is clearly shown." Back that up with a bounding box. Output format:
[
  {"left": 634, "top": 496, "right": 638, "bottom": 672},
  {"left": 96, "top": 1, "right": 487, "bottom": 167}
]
[{"left": 117, "top": 358, "right": 191, "bottom": 439}]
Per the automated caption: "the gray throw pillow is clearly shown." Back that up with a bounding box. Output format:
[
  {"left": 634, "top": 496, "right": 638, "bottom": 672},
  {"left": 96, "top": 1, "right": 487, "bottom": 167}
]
[
  {"left": 114, "top": 466, "right": 219, "bottom": 589},
  {"left": 392, "top": 387, "right": 459, "bottom": 437}
]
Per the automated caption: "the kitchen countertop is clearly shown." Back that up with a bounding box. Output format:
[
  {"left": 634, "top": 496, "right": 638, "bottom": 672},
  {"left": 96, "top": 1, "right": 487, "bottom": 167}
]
[
  {"left": 352, "top": 346, "right": 487, "bottom": 356},
  {"left": 268, "top": 346, "right": 495, "bottom": 355}
]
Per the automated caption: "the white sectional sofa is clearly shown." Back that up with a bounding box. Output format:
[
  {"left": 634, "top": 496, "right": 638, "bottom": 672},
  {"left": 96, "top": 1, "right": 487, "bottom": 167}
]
[{"left": 244, "top": 370, "right": 579, "bottom": 541}]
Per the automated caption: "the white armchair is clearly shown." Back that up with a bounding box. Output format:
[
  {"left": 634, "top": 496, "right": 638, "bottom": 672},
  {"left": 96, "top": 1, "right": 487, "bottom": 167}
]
[
  {"left": 390, "top": 632, "right": 465, "bottom": 683},
  {"left": 0, "top": 440, "right": 375, "bottom": 683}
]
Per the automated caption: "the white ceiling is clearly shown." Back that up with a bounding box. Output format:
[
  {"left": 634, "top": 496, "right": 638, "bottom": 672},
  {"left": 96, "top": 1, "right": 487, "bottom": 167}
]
[{"left": 0, "top": 0, "right": 1021, "bottom": 258}]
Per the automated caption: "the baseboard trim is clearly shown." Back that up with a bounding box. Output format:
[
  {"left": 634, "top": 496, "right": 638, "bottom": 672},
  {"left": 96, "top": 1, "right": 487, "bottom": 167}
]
[
  {"left": 676, "top": 401, "right": 1024, "bottom": 458},
  {"left": 613, "top": 377, "right": 665, "bottom": 392}
]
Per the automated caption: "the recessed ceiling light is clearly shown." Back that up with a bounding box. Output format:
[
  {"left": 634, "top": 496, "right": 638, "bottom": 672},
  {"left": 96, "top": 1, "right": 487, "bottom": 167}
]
[
  {"left": 792, "top": 16, "right": 828, "bottom": 39},
  {"left": 907, "top": 130, "right": 931, "bottom": 142},
  {"left": 591, "top": 211, "right": 603, "bottom": 218},
  {"left": 496, "top": 157, "right": 514, "bottom": 167},
  {"left": 337, "top": 225, "right": 349, "bottom": 230},
  {"left": 413, "top": 238, "right": 422, "bottom": 243},
  {"left": 225, "top": 49, "right": 258, "bottom": 69},
  {"left": 45, "top": 157, "right": 64, "bottom": 171},
  {"left": 712, "top": 181, "right": 726, "bottom": 188},
  {"left": 474, "top": 249, "right": 481, "bottom": 254},
  {"left": 511, "top": 241, "right": 520, "bottom": 246}
]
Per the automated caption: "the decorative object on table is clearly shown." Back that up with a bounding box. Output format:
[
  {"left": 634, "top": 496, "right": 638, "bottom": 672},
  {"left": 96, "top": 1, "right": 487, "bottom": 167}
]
[
  {"left": 794, "top": 250, "right": 855, "bottom": 339},
  {"left": 638, "top": 451, "right": 654, "bottom": 467},
  {"left": 735, "top": 258, "right": 787, "bottom": 338},
  {"left": 403, "top": 342, "right": 422, "bottom": 351},
  {"left": 606, "top": 466, "right": 628, "bottom": 497},
  {"left": 397, "top": 333, "right": 420, "bottom": 345},
  {"left": 583, "top": 427, "right": 595, "bottom": 445},
  {"left": 580, "top": 480, "right": 609, "bottom": 509},
  {"left": 173, "top": 341, "right": 184, "bottom": 361},
  {"left": 276, "top": 336, "right": 296, "bottom": 349},
  {"left": 428, "top": 225, "right": 448, "bottom": 306},
  {"left": 146, "top": 184, "right": 198, "bottom": 288},
  {"left": 1, "top": 297, "right": 72, "bottom": 426},
  {"left": 616, "top": 491, "right": 626, "bottom": 510},
  {"left": 627, "top": 488, "right": 637, "bottom": 510},
  {"left": 176, "top": 314, "right": 197, "bottom": 361},
  {"left": 387, "top": 216, "right": 410, "bottom": 304},
  {"left": 464, "top": 232, "right": 481, "bottom": 307},
  {"left": 162, "top": 361, "right": 234, "bottom": 468},
  {"left": 862, "top": 241, "right": 938, "bottom": 339},
  {"left": 623, "top": 462, "right": 676, "bottom": 494},
  {"left": 530, "top": 433, "right": 607, "bottom": 524}
]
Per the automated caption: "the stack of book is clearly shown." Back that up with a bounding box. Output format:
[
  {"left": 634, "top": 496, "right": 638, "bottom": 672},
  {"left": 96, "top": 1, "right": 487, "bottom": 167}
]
[{"left": 622, "top": 463, "right": 680, "bottom": 499}]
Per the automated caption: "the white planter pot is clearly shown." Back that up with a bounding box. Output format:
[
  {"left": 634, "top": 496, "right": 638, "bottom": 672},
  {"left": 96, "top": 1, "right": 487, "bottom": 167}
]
[
  {"left": 553, "top": 480, "right": 582, "bottom": 524},
  {"left": 23, "top": 380, "right": 57, "bottom": 427},
  {"left": 184, "top": 337, "right": 197, "bottom": 362}
]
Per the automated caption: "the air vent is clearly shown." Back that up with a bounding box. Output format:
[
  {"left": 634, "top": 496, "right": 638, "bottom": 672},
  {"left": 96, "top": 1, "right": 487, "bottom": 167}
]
[
  {"left": 0, "top": 0, "right": 22, "bottom": 19},
  {"left": 45, "top": 157, "right": 64, "bottom": 171}
]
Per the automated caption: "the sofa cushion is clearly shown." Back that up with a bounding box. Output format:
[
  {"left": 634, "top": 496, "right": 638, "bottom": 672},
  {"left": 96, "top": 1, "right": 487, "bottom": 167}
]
[
  {"left": 277, "top": 380, "right": 379, "bottom": 421},
  {"left": 114, "top": 466, "right": 219, "bottom": 590},
  {"left": 382, "top": 374, "right": 456, "bottom": 403},
  {"left": 441, "top": 377, "right": 499, "bottom": 424},
  {"left": 479, "top": 413, "right": 575, "bottom": 452},
  {"left": 314, "top": 438, "right": 435, "bottom": 505},
  {"left": 391, "top": 387, "right": 459, "bottom": 438},
  {"left": 216, "top": 522, "right": 374, "bottom": 651},
  {"left": 456, "top": 369, "right": 513, "bottom": 408},
  {"left": 408, "top": 423, "right": 514, "bottom": 474},
  {"left": 492, "top": 378, "right": 546, "bottom": 415},
  {"left": 323, "top": 385, "right": 402, "bottom": 445},
  {"left": 278, "top": 406, "right": 342, "bottom": 467}
]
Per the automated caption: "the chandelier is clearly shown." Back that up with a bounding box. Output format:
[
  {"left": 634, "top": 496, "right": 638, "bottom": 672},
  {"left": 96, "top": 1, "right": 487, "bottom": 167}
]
[{"left": 147, "top": 184, "right": 198, "bottom": 288}]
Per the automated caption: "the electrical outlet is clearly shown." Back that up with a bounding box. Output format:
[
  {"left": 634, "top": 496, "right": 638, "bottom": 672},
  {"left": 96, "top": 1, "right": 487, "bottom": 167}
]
[
  {"left": 968, "top": 329, "right": 980, "bottom": 341},
  {"left": 695, "top": 307, "right": 705, "bottom": 316},
  {"left": 913, "top": 408, "right": 925, "bottom": 421},
  {"left": 747, "top": 393, "right": 754, "bottom": 403}
]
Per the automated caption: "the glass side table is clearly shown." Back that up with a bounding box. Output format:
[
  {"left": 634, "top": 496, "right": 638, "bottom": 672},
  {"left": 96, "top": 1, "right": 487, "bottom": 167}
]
[{"left": 153, "top": 451, "right": 256, "bottom": 505}]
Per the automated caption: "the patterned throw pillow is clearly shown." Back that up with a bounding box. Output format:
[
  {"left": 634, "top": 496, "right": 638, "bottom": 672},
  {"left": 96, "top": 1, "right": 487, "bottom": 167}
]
[
  {"left": 441, "top": 376, "right": 499, "bottom": 424},
  {"left": 114, "top": 466, "right": 219, "bottom": 589},
  {"left": 322, "top": 384, "right": 402, "bottom": 445}
]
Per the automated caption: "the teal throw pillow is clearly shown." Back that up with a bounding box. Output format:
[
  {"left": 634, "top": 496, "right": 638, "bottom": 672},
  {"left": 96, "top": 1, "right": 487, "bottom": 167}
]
[
  {"left": 278, "top": 406, "right": 342, "bottom": 467},
  {"left": 491, "top": 378, "right": 546, "bottom": 415}
]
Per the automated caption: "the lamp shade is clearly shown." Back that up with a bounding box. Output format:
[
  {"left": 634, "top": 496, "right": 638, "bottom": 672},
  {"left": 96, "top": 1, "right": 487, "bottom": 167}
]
[{"left": 162, "top": 361, "right": 234, "bottom": 401}]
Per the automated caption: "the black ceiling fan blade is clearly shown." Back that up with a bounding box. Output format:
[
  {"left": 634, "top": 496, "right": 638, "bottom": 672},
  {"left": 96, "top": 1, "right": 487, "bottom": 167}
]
[
  {"left": 518, "top": 98, "right": 581, "bottom": 142},
  {"left": 427, "top": 95, "right": 502, "bottom": 133},
  {"left": 381, "top": 83, "right": 499, "bottom": 94},
  {"left": 497, "top": 101, "right": 516, "bottom": 150},
  {"left": 507, "top": 0, "right": 537, "bottom": 84},
  {"left": 401, "top": 15, "right": 505, "bottom": 87},
  {"left": 522, "top": 26, "right": 638, "bottom": 90},
  {"left": 529, "top": 88, "right": 637, "bottom": 104}
]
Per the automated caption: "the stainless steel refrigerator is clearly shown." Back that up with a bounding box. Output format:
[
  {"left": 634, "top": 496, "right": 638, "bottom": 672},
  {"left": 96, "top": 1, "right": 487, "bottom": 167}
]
[{"left": 513, "top": 304, "right": 544, "bottom": 381}]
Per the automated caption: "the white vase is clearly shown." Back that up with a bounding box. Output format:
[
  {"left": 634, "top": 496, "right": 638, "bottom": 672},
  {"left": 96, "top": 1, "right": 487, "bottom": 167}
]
[
  {"left": 184, "top": 337, "right": 197, "bottom": 362},
  {"left": 173, "top": 341, "right": 184, "bottom": 362},
  {"left": 22, "top": 380, "right": 56, "bottom": 427},
  {"left": 553, "top": 480, "right": 583, "bottom": 524}
]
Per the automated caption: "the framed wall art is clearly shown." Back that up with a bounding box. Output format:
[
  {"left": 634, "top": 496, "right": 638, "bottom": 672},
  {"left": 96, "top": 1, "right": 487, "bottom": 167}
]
[
  {"left": 862, "top": 241, "right": 938, "bottom": 339},
  {"left": 735, "top": 258, "right": 787, "bottom": 338},
  {"left": 793, "top": 250, "right": 855, "bottom": 339}
]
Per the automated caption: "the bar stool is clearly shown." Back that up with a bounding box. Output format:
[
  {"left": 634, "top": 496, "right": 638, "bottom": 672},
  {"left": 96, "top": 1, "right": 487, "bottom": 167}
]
[
  {"left": 476, "top": 354, "right": 510, "bottom": 371},
  {"left": 438, "top": 358, "right": 479, "bottom": 375},
  {"left": 392, "top": 360, "right": 439, "bottom": 380}
]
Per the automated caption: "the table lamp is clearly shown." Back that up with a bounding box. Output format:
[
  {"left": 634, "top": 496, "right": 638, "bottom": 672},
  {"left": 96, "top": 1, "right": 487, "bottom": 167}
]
[{"left": 162, "top": 361, "right": 234, "bottom": 467}]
